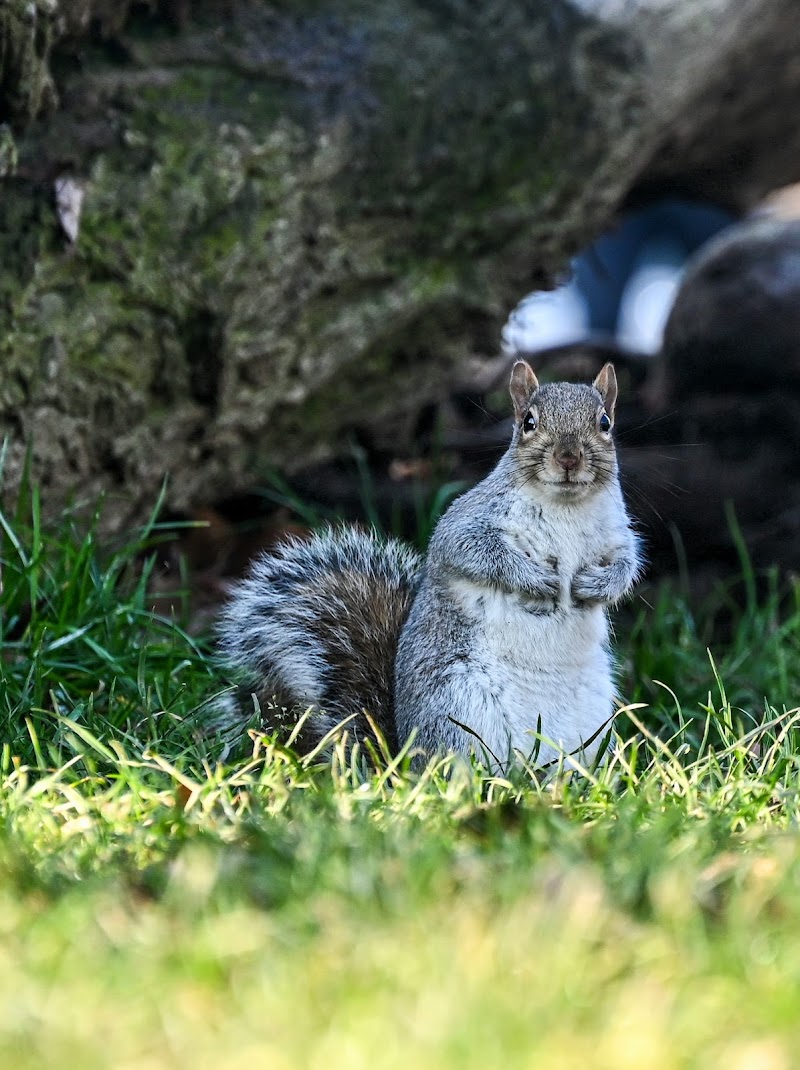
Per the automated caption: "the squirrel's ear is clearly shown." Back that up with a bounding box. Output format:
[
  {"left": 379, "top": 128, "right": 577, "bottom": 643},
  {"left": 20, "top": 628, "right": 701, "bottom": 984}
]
[
  {"left": 593, "top": 362, "right": 618, "bottom": 418},
  {"left": 510, "top": 360, "right": 539, "bottom": 421}
]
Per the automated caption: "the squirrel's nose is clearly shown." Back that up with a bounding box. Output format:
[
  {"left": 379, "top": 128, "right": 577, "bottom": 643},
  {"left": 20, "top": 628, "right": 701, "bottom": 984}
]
[{"left": 555, "top": 449, "right": 582, "bottom": 472}]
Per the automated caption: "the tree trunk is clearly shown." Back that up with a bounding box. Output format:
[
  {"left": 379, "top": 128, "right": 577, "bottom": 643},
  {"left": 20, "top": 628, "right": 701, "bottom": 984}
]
[{"left": 2, "top": 0, "right": 800, "bottom": 530}]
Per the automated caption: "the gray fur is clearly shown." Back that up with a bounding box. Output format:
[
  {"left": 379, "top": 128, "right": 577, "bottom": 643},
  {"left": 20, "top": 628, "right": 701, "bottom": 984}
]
[
  {"left": 394, "top": 367, "right": 641, "bottom": 772},
  {"left": 571, "top": 553, "right": 640, "bottom": 607},
  {"left": 216, "top": 365, "right": 641, "bottom": 771},
  {"left": 216, "top": 527, "right": 422, "bottom": 750}
]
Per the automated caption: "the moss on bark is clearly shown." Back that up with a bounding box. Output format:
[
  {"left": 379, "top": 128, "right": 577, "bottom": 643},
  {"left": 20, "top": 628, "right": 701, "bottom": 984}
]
[{"left": 1, "top": 0, "right": 799, "bottom": 528}]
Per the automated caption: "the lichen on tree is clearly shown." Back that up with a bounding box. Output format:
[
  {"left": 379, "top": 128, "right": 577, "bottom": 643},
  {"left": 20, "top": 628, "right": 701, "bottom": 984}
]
[{"left": 1, "top": 0, "right": 800, "bottom": 531}]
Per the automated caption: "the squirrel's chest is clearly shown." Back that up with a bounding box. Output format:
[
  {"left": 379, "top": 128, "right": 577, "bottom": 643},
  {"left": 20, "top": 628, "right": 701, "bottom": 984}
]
[
  {"left": 505, "top": 500, "right": 607, "bottom": 578},
  {"left": 471, "top": 583, "right": 607, "bottom": 659}
]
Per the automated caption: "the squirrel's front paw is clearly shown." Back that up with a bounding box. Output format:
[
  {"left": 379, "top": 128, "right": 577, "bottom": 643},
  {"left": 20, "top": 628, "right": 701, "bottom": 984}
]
[
  {"left": 529, "top": 557, "right": 561, "bottom": 601},
  {"left": 572, "top": 553, "right": 637, "bottom": 607},
  {"left": 516, "top": 561, "right": 559, "bottom": 614},
  {"left": 516, "top": 547, "right": 560, "bottom": 601},
  {"left": 571, "top": 563, "right": 613, "bottom": 607}
]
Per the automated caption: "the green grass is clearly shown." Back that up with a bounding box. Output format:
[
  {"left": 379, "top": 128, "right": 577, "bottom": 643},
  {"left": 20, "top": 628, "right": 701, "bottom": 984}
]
[{"left": 2, "top": 488, "right": 800, "bottom": 1068}]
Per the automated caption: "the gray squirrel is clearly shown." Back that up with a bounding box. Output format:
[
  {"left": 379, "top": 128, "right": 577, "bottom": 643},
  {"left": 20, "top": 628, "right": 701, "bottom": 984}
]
[{"left": 217, "top": 360, "right": 642, "bottom": 770}]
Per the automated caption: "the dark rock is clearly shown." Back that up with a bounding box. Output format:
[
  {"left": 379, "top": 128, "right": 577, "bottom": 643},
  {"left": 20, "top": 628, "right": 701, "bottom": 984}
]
[{"left": 663, "top": 219, "right": 800, "bottom": 399}]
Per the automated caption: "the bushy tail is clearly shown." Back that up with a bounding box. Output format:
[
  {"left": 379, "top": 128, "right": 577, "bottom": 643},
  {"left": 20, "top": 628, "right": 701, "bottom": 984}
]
[{"left": 216, "top": 527, "right": 423, "bottom": 751}]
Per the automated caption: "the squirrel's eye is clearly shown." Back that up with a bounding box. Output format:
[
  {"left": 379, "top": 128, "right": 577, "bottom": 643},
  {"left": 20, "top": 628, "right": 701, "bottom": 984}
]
[
  {"left": 522, "top": 411, "right": 538, "bottom": 433},
  {"left": 598, "top": 411, "right": 612, "bottom": 433}
]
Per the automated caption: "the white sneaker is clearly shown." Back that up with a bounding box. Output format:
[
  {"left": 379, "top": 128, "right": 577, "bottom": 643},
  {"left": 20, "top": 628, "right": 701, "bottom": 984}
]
[
  {"left": 616, "top": 239, "right": 685, "bottom": 355},
  {"left": 503, "top": 280, "right": 590, "bottom": 354}
]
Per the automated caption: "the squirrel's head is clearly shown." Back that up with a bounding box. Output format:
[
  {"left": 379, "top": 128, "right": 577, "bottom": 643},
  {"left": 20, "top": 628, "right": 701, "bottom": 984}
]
[{"left": 509, "top": 360, "right": 618, "bottom": 501}]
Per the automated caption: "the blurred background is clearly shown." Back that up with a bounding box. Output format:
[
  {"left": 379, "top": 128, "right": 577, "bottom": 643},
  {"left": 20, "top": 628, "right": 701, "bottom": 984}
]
[{"left": 3, "top": 0, "right": 800, "bottom": 622}]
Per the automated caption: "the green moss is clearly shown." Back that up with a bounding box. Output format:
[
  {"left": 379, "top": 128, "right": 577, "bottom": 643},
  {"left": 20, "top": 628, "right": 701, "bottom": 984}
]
[
  {"left": 0, "top": 1, "right": 58, "bottom": 124},
  {"left": 3, "top": 60, "right": 311, "bottom": 414},
  {"left": 0, "top": 1, "right": 645, "bottom": 524},
  {"left": 0, "top": 178, "right": 50, "bottom": 314},
  {"left": 139, "top": 67, "right": 292, "bottom": 131}
]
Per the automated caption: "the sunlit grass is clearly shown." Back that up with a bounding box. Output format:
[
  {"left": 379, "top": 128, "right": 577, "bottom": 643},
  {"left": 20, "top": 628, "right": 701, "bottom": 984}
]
[
  {"left": 3, "top": 485, "right": 800, "bottom": 1067},
  {"left": 2, "top": 719, "right": 800, "bottom": 1069}
]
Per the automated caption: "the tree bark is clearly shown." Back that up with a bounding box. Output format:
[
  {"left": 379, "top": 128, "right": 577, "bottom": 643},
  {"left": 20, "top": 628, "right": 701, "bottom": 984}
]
[{"left": 2, "top": 0, "right": 800, "bottom": 530}]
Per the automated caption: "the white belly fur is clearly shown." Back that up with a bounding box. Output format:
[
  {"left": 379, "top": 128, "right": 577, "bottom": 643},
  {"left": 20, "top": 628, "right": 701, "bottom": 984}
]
[{"left": 448, "top": 581, "right": 615, "bottom": 769}]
